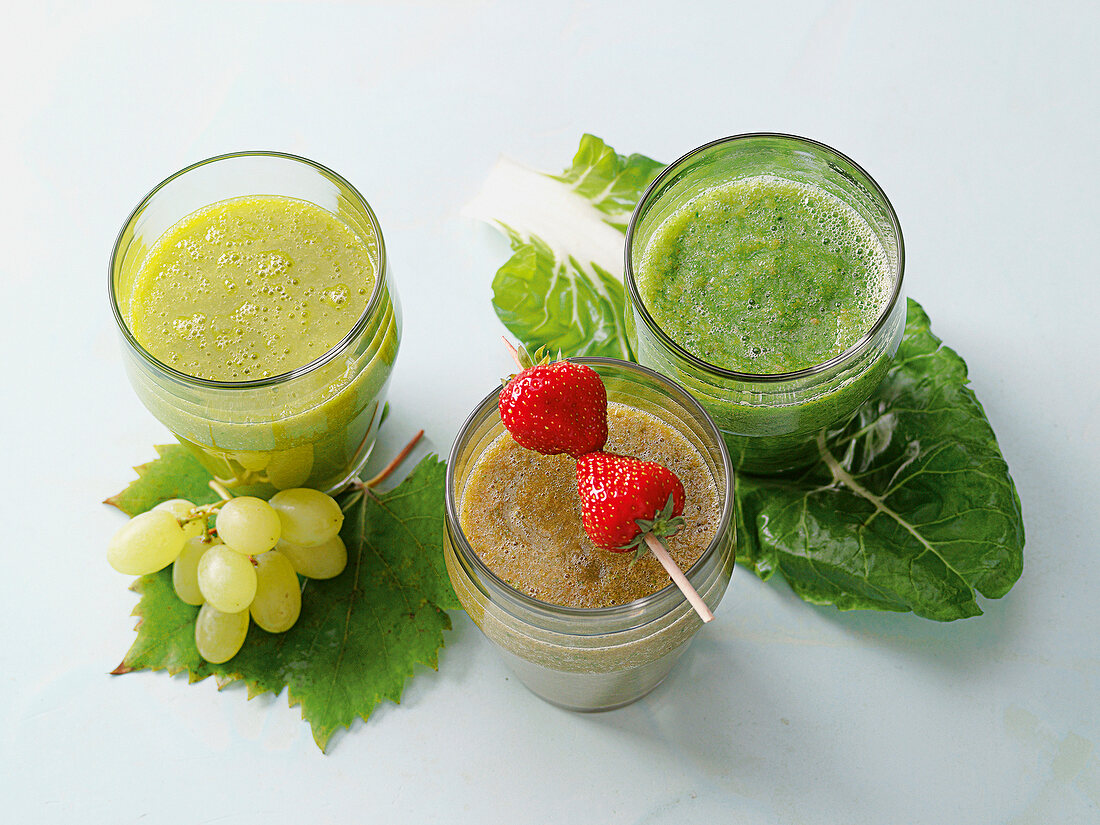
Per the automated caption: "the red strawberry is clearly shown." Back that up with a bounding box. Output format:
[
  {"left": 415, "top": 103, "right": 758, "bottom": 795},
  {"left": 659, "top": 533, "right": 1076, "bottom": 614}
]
[
  {"left": 499, "top": 355, "right": 608, "bottom": 459},
  {"left": 575, "top": 452, "right": 686, "bottom": 556}
]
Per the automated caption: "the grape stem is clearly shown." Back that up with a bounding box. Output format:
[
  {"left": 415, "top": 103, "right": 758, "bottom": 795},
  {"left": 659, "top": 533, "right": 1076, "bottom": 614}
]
[
  {"left": 342, "top": 429, "right": 426, "bottom": 510},
  {"left": 164, "top": 485, "right": 232, "bottom": 532},
  {"left": 643, "top": 533, "right": 715, "bottom": 624},
  {"left": 208, "top": 480, "right": 234, "bottom": 502},
  {"left": 362, "top": 429, "right": 425, "bottom": 488}
]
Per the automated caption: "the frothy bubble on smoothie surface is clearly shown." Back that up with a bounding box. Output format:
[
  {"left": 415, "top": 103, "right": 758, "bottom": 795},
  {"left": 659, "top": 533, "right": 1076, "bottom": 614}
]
[
  {"left": 129, "top": 196, "right": 377, "bottom": 381},
  {"left": 637, "top": 175, "right": 891, "bottom": 374}
]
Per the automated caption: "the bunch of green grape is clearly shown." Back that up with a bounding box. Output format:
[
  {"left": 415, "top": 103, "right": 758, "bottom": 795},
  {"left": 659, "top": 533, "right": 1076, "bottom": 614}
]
[{"left": 108, "top": 488, "right": 347, "bottom": 663}]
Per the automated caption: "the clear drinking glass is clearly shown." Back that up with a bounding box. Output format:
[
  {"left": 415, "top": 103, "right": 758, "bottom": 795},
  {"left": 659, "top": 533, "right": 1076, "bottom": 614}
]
[
  {"left": 109, "top": 152, "right": 400, "bottom": 494},
  {"left": 443, "top": 358, "right": 735, "bottom": 711},
  {"left": 624, "top": 134, "right": 905, "bottom": 474}
]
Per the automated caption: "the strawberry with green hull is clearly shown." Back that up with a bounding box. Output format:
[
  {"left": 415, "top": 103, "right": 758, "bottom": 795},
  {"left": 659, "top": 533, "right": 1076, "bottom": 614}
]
[
  {"left": 498, "top": 345, "right": 608, "bottom": 459},
  {"left": 575, "top": 452, "right": 686, "bottom": 559},
  {"left": 575, "top": 450, "right": 713, "bottom": 622}
]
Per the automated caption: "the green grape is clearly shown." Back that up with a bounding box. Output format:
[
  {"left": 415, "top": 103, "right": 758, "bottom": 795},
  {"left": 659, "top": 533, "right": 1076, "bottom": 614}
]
[
  {"left": 197, "top": 545, "right": 258, "bottom": 613},
  {"left": 195, "top": 603, "right": 249, "bottom": 664},
  {"left": 268, "top": 488, "right": 344, "bottom": 547},
  {"left": 173, "top": 536, "right": 219, "bottom": 606},
  {"left": 277, "top": 534, "right": 347, "bottom": 580},
  {"left": 249, "top": 550, "right": 302, "bottom": 633},
  {"left": 215, "top": 496, "right": 281, "bottom": 555},
  {"left": 265, "top": 444, "right": 314, "bottom": 490},
  {"left": 153, "top": 498, "right": 194, "bottom": 518},
  {"left": 154, "top": 498, "right": 206, "bottom": 540},
  {"left": 181, "top": 519, "right": 206, "bottom": 541},
  {"left": 107, "top": 509, "right": 187, "bottom": 575},
  {"left": 231, "top": 450, "right": 270, "bottom": 472}
]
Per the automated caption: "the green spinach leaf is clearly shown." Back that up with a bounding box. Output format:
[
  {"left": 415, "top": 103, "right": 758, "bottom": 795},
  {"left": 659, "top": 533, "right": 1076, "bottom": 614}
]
[{"left": 736, "top": 300, "right": 1024, "bottom": 620}]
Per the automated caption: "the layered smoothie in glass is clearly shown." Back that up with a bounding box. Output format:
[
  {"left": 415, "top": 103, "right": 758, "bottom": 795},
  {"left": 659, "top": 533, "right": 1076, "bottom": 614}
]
[
  {"left": 625, "top": 134, "right": 905, "bottom": 474},
  {"left": 444, "top": 358, "right": 735, "bottom": 711},
  {"left": 110, "top": 153, "right": 400, "bottom": 494}
]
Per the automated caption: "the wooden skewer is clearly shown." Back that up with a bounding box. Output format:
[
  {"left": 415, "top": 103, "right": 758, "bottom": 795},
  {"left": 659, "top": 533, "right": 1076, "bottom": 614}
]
[
  {"left": 644, "top": 533, "right": 715, "bottom": 623},
  {"left": 503, "top": 336, "right": 522, "bottom": 369}
]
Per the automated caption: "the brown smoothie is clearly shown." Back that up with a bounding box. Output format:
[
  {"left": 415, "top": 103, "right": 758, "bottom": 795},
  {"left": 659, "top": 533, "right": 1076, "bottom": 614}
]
[{"left": 459, "top": 402, "right": 721, "bottom": 608}]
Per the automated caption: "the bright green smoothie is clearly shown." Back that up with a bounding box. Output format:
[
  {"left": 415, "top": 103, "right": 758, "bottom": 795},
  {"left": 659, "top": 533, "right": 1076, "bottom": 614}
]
[
  {"left": 124, "top": 195, "right": 397, "bottom": 493},
  {"left": 131, "top": 196, "right": 375, "bottom": 381},
  {"left": 636, "top": 176, "right": 889, "bottom": 375},
  {"left": 629, "top": 172, "right": 900, "bottom": 474}
]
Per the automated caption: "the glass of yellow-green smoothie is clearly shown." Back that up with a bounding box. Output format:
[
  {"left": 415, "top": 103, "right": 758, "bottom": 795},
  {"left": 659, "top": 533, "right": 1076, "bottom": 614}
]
[
  {"left": 625, "top": 134, "right": 906, "bottom": 475},
  {"left": 444, "top": 358, "right": 735, "bottom": 711},
  {"left": 110, "top": 152, "right": 400, "bottom": 494}
]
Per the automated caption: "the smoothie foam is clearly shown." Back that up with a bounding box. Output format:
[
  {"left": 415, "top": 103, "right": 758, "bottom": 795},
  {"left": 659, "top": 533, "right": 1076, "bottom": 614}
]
[
  {"left": 636, "top": 175, "right": 891, "bottom": 375},
  {"left": 129, "top": 195, "right": 376, "bottom": 382}
]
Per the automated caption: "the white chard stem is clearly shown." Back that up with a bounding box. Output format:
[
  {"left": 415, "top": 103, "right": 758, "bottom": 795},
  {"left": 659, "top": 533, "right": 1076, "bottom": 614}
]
[{"left": 462, "top": 155, "right": 625, "bottom": 279}]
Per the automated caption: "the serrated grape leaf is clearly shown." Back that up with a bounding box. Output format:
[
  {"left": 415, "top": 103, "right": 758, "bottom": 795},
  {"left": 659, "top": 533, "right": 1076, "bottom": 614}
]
[
  {"left": 105, "top": 443, "right": 271, "bottom": 512},
  {"left": 110, "top": 452, "right": 459, "bottom": 751},
  {"left": 105, "top": 444, "right": 222, "bottom": 514},
  {"left": 464, "top": 134, "right": 663, "bottom": 360},
  {"left": 466, "top": 135, "right": 1025, "bottom": 620}
]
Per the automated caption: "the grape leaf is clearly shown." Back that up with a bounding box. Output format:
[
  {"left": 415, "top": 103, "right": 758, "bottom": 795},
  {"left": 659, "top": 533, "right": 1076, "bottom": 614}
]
[
  {"left": 105, "top": 444, "right": 222, "bottom": 514},
  {"left": 466, "top": 135, "right": 1025, "bottom": 620},
  {"left": 110, "top": 450, "right": 459, "bottom": 751}
]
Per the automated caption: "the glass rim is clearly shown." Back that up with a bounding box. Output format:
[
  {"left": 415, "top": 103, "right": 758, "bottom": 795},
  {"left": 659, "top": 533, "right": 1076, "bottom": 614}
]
[
  {"left": 624, "top": 132, "right": 906, "bottom": 384},
  {"left": 444, "top": 356, "right": 735, "bottom": 624},
  {"left": 108, "top": 150, "right": 388, "bottom": 390}
]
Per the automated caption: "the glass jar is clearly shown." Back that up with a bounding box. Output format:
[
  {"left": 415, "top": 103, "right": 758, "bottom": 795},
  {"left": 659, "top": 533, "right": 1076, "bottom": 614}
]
[
  {"left": 625, "top": 133, "right": 905, "bottom": 474},
  {"left": 443, "top": 358, "right": 735, "bottom": 711},
  {"left": 109, "top": 152, "right": 400, "bottom": 494}
]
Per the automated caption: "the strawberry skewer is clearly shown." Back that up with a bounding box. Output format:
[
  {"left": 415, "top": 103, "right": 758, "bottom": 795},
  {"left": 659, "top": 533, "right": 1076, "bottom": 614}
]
[
  {"left": 502, "top": 336, "right": 521, "bottom": 366},
  {"left": 575, "top": 451, "right": 714, "bottom": 624},
  {"left": 500, "top": 339, "right": 716, "bottom": 624}
]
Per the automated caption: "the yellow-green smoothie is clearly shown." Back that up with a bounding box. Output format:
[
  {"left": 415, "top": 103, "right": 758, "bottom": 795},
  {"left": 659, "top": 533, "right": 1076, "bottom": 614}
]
[
  {"left": 117, "top": 187, "right": 399, "bottom": 494},
  {"left": 130, "top": 196, "right": 376, "bottom": 382}
]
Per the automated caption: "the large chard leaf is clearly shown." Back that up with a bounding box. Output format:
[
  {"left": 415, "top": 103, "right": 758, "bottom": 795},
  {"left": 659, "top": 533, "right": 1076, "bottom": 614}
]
[
  {"left": 735, "top": 300, "right": 1024, "bottom": 620},
  {"left": 549, "top": 136, "right": 666, "bottom": 231},
  {"left": 468, "top": 135, "right": 1025, "bottom": 620},
  {"left": 464, "top": 134, "right": 663, "bottom": 359},
  {"left": 109, "top": 447, "right": 458, "bottom": 751}
]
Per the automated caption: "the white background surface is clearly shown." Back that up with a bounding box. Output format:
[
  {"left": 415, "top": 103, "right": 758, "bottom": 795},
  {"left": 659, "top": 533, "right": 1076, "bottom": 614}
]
[{"left": 2, "top": 1, "right": 1098, "bottom": 823}]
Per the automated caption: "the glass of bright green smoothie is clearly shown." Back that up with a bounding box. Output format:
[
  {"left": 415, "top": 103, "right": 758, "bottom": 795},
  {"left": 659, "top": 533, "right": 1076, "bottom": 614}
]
[
  {"left": 625, "top": 134, "right": 905, "bottom": 474},
  {"left": 110, "top": 152, "right": 400, "bottom": 494}
]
